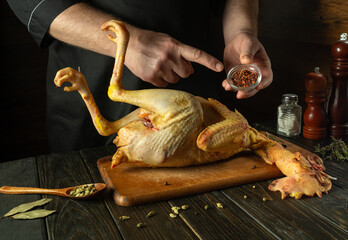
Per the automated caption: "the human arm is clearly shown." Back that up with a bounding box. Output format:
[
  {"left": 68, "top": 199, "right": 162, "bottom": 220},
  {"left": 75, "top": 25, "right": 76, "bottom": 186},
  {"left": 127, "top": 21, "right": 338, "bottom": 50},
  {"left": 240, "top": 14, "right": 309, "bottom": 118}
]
[
  {"left": 48, "top": 3, "right": 224, "bottom": 87},
  {"left": 222, "top": 0, "right": 273, "bottom": 99}
]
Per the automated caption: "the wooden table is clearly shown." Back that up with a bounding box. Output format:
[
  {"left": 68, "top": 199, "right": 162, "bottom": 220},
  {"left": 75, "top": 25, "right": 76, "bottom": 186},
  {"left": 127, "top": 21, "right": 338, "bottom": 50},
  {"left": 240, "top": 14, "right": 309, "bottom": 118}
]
[{"left": 1, "top": 122, "right": 347, "bottom": 240}]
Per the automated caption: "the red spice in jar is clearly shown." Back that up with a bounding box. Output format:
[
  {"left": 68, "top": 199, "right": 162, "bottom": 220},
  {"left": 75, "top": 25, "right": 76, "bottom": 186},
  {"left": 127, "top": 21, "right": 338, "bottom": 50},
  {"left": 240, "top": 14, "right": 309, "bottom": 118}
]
[{"left": 230, "top": 69, "right": 258, "bottom": 87}]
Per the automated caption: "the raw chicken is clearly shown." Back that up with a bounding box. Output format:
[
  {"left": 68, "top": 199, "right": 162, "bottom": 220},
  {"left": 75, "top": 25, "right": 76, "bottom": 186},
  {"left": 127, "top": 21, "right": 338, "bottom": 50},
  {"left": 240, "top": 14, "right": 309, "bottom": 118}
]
[{"left": 54, "top": 20, "right": 331, "bottom": 199}]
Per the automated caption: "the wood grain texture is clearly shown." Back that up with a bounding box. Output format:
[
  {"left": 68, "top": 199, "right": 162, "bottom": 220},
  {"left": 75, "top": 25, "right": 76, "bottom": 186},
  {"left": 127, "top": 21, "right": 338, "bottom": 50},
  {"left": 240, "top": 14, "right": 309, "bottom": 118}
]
[
  {"left": 168, "top": 192, "right": 278, "bottom": 240},
  {"left": 221, "top": 180, "right": 348, "bottom": 240},
  {"left": 98, "top": 154, "right": 282, "bottom": 207},
  {"left": 81, "top": 146, "right": 199, "bottom": 240},
  {"left": 36, "top": 151, "right": 122, "bottom": 240},
  {"left": 0, "top": 158, "right": 46, "bottom": 240}
]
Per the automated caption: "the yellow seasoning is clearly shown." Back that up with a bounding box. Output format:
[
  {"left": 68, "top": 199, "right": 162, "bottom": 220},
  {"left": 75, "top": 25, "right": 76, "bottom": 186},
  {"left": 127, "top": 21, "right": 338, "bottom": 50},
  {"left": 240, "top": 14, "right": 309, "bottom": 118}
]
[
  {"left": 171, "top": 206, "right": 181, "bottom": 215},
  {"left": 243, "top": 195, "right": 248, "bottom": 199},
  {"left": 146, "top": 211, "right": 156, "bottom": 218},
  {"left": 262, "top": 197, "right": 267, "bottom": 202},
  {"left": 137, "top": 223, "right": 146, "bottom": 228},
  {"left": 119, "top": 216, "right": 130, "bottom": 221},
  {"left": 204, "top": 205, "right": 210, "bottom": 210},
  {"left": 216, "top": 203, "right": 224, "bottom": 208},
  {"left": 169, "top": 213, "right": 177, "bottom": 218},
  {"left": 181, "top": 205, "right": 189, "bottom": 210}
]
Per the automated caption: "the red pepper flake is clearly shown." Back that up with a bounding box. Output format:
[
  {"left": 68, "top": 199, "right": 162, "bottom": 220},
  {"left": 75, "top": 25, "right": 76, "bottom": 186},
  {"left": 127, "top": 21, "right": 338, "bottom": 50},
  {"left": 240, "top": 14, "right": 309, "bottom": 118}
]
[{"left": 230, "top": 69, "right": 258, "bottom": 87}]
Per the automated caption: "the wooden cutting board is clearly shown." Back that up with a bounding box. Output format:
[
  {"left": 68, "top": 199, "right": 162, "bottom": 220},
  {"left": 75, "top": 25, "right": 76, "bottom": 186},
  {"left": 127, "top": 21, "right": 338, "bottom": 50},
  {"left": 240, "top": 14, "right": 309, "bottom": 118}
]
[{"left": 97, "top": 135, "right": 313, "bottom": 206}]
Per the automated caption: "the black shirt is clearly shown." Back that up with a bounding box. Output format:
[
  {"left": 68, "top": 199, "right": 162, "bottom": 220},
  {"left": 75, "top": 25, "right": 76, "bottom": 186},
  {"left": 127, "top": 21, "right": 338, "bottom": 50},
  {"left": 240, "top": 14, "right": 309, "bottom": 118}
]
[{"left": 7, "top": 0, "right": 226, "bottom": 152}]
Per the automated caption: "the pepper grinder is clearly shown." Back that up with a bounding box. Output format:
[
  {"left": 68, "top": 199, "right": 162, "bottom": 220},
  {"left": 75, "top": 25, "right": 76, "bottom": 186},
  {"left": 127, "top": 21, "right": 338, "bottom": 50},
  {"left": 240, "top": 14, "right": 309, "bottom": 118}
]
[
  {"left": 303, "top": 67, "right": 328, "bottom": 139},
  {"left": 328, "top": 33, "right": 348, "bottom": 138}
]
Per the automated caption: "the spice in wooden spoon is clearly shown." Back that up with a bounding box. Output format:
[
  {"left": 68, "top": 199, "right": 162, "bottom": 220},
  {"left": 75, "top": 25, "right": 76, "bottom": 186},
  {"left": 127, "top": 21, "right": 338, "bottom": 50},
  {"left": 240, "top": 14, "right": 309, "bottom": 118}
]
[{"left": 0, "top": 183, "right": 106, "bottom": 199}]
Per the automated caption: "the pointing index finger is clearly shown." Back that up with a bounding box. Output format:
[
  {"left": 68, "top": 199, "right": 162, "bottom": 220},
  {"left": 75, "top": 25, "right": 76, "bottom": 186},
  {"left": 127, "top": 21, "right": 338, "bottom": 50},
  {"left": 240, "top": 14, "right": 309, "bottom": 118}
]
[{"left": 180, "top": 43, "right": 224, "bottom": 72}]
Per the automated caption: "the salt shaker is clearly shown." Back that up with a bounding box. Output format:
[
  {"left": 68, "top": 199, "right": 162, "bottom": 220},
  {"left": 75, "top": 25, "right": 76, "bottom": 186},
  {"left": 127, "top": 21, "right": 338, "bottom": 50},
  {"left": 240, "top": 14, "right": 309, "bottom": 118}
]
[
  {"left": 303, "top": 67, "right": 328, "bottom": 139},
  {"left": 328, "top": 33, "right": 348, "bottom": 138},
  {"left": 277, "top": 94, "right": 302, "bottom": 137}
]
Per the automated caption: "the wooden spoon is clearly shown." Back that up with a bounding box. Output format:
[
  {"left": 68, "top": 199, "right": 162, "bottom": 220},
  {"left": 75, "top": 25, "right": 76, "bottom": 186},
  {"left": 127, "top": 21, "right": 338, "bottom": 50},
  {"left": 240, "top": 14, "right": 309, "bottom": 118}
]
[{"left": 0, "top": 183, "right": 106, "bottom": 199}]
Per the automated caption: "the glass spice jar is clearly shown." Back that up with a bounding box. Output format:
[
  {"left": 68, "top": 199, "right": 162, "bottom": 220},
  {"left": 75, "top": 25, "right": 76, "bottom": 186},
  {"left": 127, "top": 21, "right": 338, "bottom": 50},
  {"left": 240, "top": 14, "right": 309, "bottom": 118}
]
[{"left": 277, "top": 94, "right": 302, "bottom": 137}]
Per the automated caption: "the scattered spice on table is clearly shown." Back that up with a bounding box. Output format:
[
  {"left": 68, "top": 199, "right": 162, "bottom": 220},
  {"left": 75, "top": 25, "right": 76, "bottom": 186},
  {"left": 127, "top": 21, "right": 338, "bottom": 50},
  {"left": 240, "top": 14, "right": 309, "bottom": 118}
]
[
  {"left": 216, "top": 203, "right": 224, "bottom": 208},
  {"left": 230, "top": 69, "right": 258, "bottom": 87},
  {"left": 137, "top": 223, "right": 146, "bottom": 228},
  {"left": 171, "top": 206, "right": 181, "bottom": 214},
  {"left": 146, "top": 211, "right": 156, "bottom": 218},
  {"left": 119, "top": 216, "right": 130, "bottom": 221}
]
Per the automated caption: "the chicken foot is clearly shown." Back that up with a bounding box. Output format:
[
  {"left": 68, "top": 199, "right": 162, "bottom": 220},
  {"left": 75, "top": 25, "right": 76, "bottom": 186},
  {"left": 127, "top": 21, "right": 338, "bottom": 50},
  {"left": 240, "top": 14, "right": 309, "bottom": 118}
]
[{"left": 248, "top": 130, "right": 332, "bottom": 199}]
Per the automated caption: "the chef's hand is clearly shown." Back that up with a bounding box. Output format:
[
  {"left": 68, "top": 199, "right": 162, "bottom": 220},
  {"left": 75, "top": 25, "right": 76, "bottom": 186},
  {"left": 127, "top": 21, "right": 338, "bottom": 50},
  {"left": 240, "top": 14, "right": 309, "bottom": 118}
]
[
  {"left": 124, "top": 25, "right": 224, "bottom": 87},
  {"left": 222, "top": 32, "right": 273, "bottom": 99}
]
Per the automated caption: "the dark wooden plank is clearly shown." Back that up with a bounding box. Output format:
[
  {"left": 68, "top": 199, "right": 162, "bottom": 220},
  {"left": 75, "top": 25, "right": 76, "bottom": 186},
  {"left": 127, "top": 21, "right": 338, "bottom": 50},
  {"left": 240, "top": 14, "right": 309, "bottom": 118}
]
[
  {"left": 36, "top": 151, "right": 122, "bottom": 240},
  {"left": 80, "top": 146, "right": 199, "bottom": 240},
  {"left": 168, "top": 192, "right": 279, "bottom": 240},
  {"left": 324, "top": 161, "right": 348, "bottom": 191},
  {"left": 221, "top": 180, "right": 348, "bottom": 240},
  {"left": 0, "top": 158, "right": 46, "bottom": 240}
]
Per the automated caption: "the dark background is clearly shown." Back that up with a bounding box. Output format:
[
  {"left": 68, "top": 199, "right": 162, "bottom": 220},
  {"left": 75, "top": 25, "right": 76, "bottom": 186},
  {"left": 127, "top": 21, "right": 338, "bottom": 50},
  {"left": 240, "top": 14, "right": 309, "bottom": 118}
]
[{"left": 2, "top": 0, "right": 348, "bottom": 161}]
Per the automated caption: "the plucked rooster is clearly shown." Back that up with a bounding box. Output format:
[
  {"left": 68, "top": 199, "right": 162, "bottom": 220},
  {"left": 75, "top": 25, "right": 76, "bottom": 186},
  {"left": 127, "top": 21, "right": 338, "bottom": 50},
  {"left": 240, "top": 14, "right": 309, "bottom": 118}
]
[{"left": 54, "top": 20, "right": 331, "bottom": 199}]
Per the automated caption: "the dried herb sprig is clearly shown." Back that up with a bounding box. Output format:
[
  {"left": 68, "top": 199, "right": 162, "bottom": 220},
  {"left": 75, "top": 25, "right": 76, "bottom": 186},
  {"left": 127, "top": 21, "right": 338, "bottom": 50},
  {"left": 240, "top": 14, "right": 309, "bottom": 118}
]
[{"left": 314, "top": 137, "right": 348, "bottom": 162}]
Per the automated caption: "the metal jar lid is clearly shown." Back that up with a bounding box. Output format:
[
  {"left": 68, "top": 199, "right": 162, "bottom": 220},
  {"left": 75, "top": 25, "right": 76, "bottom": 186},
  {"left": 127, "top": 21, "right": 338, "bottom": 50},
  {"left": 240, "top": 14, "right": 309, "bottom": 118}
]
[{"left": 282, "top": 93, "right": 298, "bottom": 102}]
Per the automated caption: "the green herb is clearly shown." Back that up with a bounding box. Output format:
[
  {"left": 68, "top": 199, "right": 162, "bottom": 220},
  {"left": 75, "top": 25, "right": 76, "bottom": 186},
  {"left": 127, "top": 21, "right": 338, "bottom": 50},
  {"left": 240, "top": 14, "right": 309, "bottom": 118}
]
[
  {"left": 12, "top": 209, "right": 56, "bottom": 219},
  {"left": 314, "top": 137, "right": 348, "bottom": 162},
  {"left": 3, "top": 198, "right": 52, "bottom": 217}
]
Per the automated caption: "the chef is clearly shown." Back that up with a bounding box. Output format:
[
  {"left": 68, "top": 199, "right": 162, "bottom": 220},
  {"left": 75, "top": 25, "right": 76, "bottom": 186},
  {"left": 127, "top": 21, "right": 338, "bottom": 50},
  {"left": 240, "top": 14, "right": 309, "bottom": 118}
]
[{"left": 7, "top": 0, "right": 273, "bottom": 153}]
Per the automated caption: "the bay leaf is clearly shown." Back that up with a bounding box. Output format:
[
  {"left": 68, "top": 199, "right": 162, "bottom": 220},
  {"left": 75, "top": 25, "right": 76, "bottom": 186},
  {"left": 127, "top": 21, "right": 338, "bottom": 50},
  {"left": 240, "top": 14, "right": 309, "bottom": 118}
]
[
  {"left": 4, "top": 198, "right": 52, "bottom": 217},
  {"left": 12, "top": 209, "right": 56, "bottom": 219}
]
